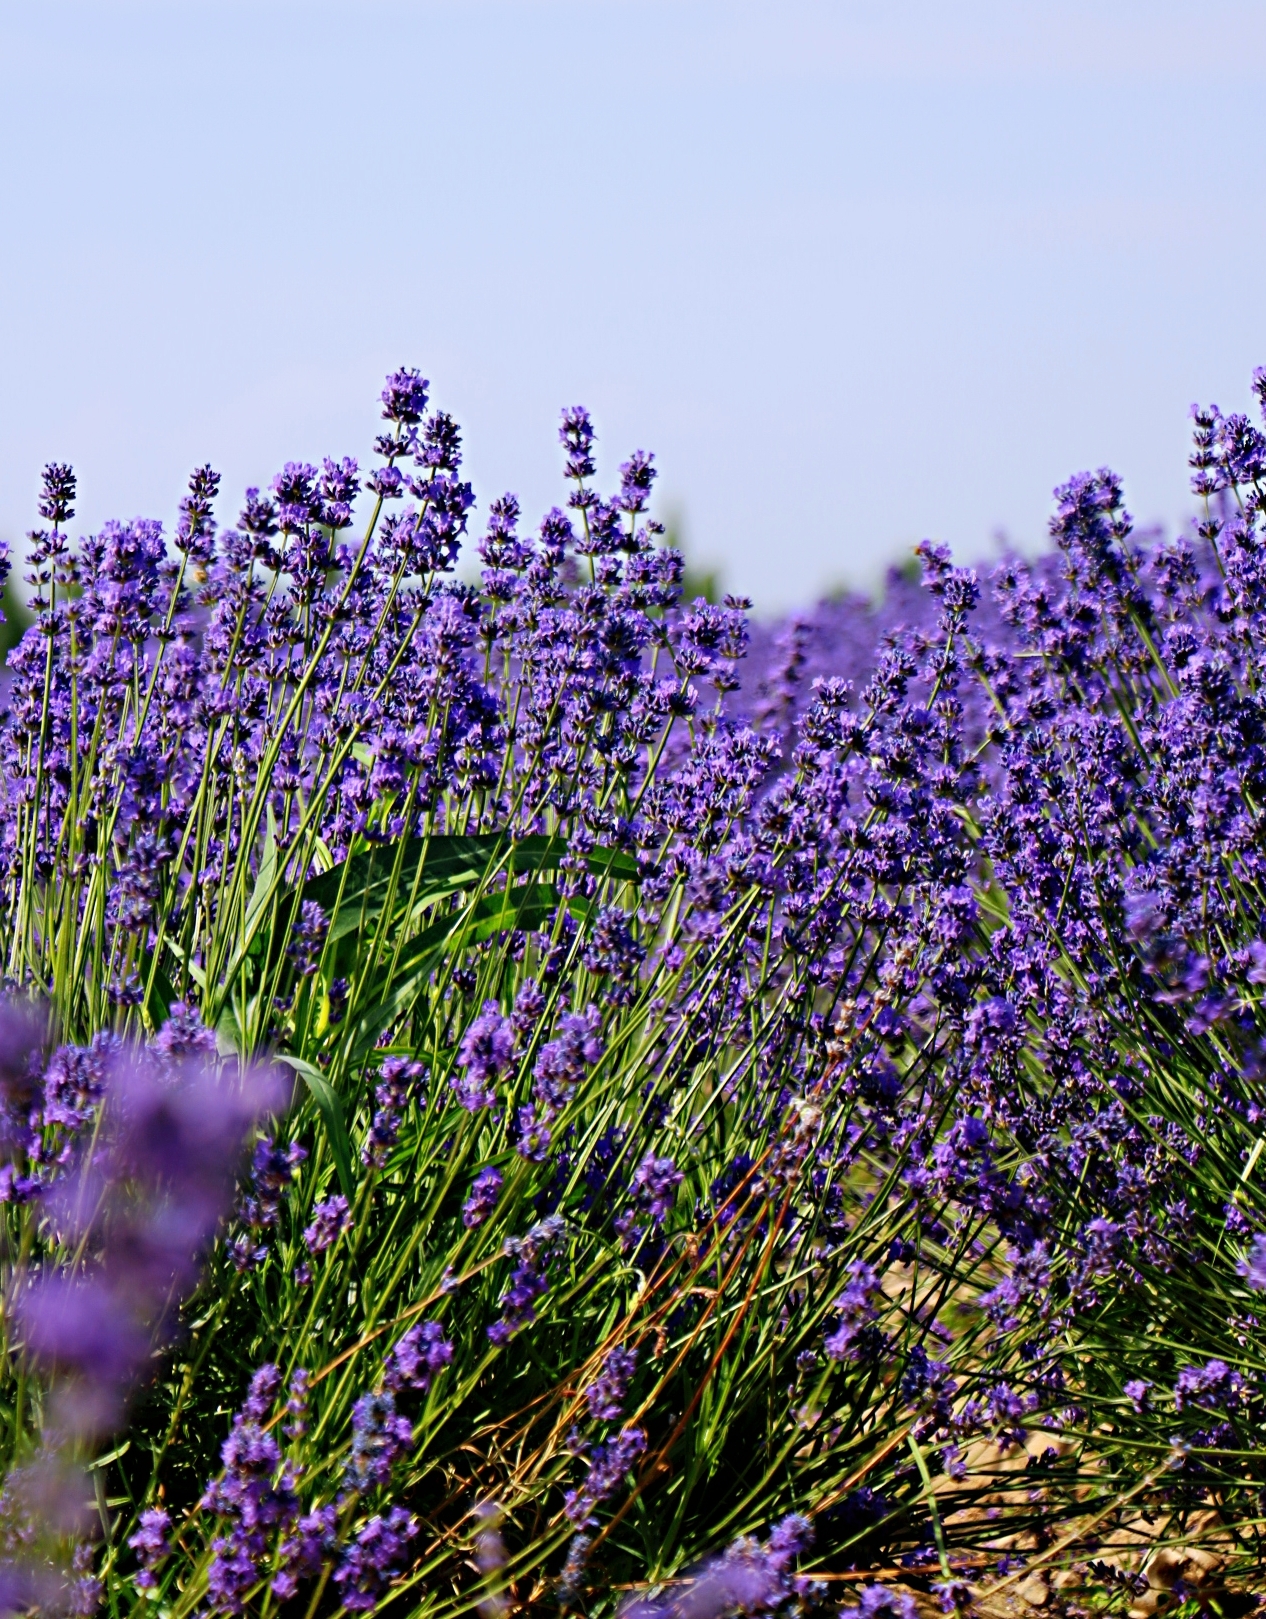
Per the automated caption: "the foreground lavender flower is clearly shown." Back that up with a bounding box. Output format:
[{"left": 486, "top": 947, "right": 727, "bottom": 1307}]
[
  {"left": 564, "top": 1427, "right": 646, "bottom": 1527},
  {"left": 21, "top": 1030, "right": 281, "bottom": 1435},
  {"left": 532, "top": 1007, "right": 602, "bottom": 1114},
  {"left": 618, "top": 1515, "right": 815, "bottom": 1619},
  {"left": 345, "top": 1392, "right": 413, "bottom": 1492},
  {"left": 202, "top": 1366, "right": 299, "bottom": 1611},
  {"left": 488, "top": 1214, "right": 566, "bottom": 1343},
  {"left": 0, "top": 1015, "right": 279, "bottom": 1608},
  {"left": 383, "top": 1320, "right": 453, "bottom": 1394}
]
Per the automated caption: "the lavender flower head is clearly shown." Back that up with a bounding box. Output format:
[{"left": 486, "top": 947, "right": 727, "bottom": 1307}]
[
  {"left": 21, "top": 1041, "right": 281, "bottom": 1438},
  {"left": 533, "top": 1006, "right": 603, "bottom": 1115},
  {"left": 150, "top": 1001, "right": 219, "bottom": 1064},
  {"left": 488, "top": 1214, "right": 566, "bottom": 1344},
  {"left": 201, "top": 1365, "right": 299, "bottom": 1613},
  {"left": 824, "top": 1261, "right": 881, "bottom": 1363},
  {"left": 333, "top": 1508, "right": 418, "bottom": 1613},
  {"left": 363, "top": 1057, "right": 425, "bottom": 1169},
  {"left": 618, "top": 1515, "right": 815, "bottom": 1619},
  {"left": 564, "top": 1427, "right": 647, "bottom": 1527},
  {"left": 242, "top": 1136, "right": 307, "bottom": 1231},
  {"left": 585, "top": 1345, "right": 638, "bottom": 1422},
  {"left": 303, "top": 1194, "right": 351, "bottom": 1255},
  {"left": 842, "top": 1589, "right": 918, "bottom": 1619},
  {"left": 43, "top": 1037, "right": 114, "bottom": 1136},
  {"left": 287, "top": 902, "right": 329, "bottom": 977},
  {"left": 344, "top": 1391, "right": 413, "bottom": 1492},
  {"left": 383, "top": 1320, "right": 453, "bottom": 1395},
  {"left": 454, "top": 1002, "right": 514, "bottom": 1111},
  {"left": 463, "top": 1166, "right": 504, "bottom": 1229},
  {"left": 127, "top": 1507, "right": 171, "bottom": 1591}
]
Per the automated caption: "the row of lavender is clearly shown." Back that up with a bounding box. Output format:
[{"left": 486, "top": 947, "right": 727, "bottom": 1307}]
[{"left": 0, "top": 370, "right": 1263, "bottom": 1615}]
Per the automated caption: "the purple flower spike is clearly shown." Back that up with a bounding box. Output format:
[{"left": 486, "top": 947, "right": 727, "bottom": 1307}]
[
  {"left": 303, "top": 1194, "right": 351, "bottom": 1255},
  {"left": 462, "top": 1165, "right": 503, "bottom": 1229},
  {"left": 584, "top": 1345, "right": 638, "bottom": 1422},
  {"left": 383, "top": 1320, "right": 453, "bottom": 1395},
  {"left": 381, "top": 369, "right": 429, "bottom": 426},
  {"left": 128, "top": 1506, "right": 171, "bottom": 1590},
  {"left": 150, "top": 1002, "right": 219, "bottom": 1063},
  {"left": 38, "top": 462, "right": 76, "bottom": 525},
  {"left": 333, "top": 1508, "right": 418, "bottom": 1612},
  {"left": 454, "top": 1001, "right": 514, "bottom": 1111},
  {"left": 532, "top": 1006, "right": 602, "bottom": 1115},
  {"left": 344, "top": 1391, "right": 413, "bottom": 1491}
]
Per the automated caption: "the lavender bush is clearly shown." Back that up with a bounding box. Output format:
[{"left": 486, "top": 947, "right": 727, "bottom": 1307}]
[{"left": 3, "top": 367, "right": 1266, "bottom": 1613}]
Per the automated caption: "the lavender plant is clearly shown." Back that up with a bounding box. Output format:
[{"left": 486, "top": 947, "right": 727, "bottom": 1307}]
[{"left": 6, "top": 365, "right": 1266, "bottom": 1615}]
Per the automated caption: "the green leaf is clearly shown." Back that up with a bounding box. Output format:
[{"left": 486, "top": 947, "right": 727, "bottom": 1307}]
[
  {"left": 306, "top": 834, "right": 494, "bottom": 949},
  {"left": 277, "top": 1053, "right": 355, "bottom": 1202},
  {"left": 141, "top": 949, "right": 180, "bottom": 1027},
  {"left": 161, "top": 935, "right": 207, "bottom": 991},
  {"left": 304, "top": 831, "right": 639, "bottom": 944},
  {"left": 244, "top": 804, "right": 280, "bottom": 939},
  {"left": 345, "top": 881, "right": 566, "bottom": 1063},
  {"left": 288, "top": 830, "right": 639, "bottom": 995}
]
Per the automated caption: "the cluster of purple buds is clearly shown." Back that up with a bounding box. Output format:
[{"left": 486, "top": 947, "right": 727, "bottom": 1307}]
[
  {"left": 581, "top": 906, "right": 645, "bottom": 1001},
  {"left": 532, "top": 1006, "right": 602, "bottom": 1116},
  {"left": 563, "top": 1426, "right": 647, "bottom": 1527},
  {"left": 344, "top": 1392, "right": 413, "bottom": 1493},
  {"left": 0, "top": 1008, "right": 61, "bottom": 1204},
  {"left": 824, "top": 1262, "right": 882, "bottom": 1363},
  {"left": 841, "top": 1588, "right": 918, "bottom": 1619},
  {"left": 510, "top": 980, "right": 546, "bottom": 1039},
  {"left": 303, "top": 1194, "right": 351, "bottom": 1255},
  {"left": 287, "top": 901, "right": 329, "bottom": 977},
  {"left": 382, "top": 1320, "right": 453, "bottom": 1396},
  {"left": 42, "top": 1037, "right": 112, "bottom": 1137},
  {"left": 331, "top": 1509, "right": 418, "bottom": 1613},
  {"left": 363, "top": 1057, "right": 426, "bottom": 1168},
  {"left": 616, "top": 1153, "right": 682, "bottom": 1252},
  {"left": 488, "top": 1214, "right": 566, "bottom": 1344},
  {"left": 272, "top": 1507, "right": 337, "bottom": 1603},
  {"left": 1237, "top": 1233, "right": 1266, "bottom": 1291},
  {"left": 462, "top": 1165, "right": 503, "bottom": 1229},
  {"left": 127, "top": 1507, "right": 172, "bottom": 1592},
  {"left": 20, "top": 1020, "right": 280, "bottom": 1440},
  {"left": 241, "top": 1136, "right": 307, "bottom": 1231},
  {"left": 1173, "top": 1358, "right": 1245, "bottom": 1413},
  {"left": 201, "top": 1366, "right": 298, "bottom": 1612},
  {"left": 514, "top": 1104, "right": 551, "bottom": 1162},
  {"left": 285, "top": 1370, "right": 310, "bottom": 1440},
  {"left": 150, "top": 1001, "right": 220, "bottom": 1064},
  {"left": 454, "top": 1002, "right": 514, "bottom": 1111},
  {"left": 584, "top": 1345, "right": 638, "bottom": 1422},
  {"left": 619, "top": 1514, "right": 816, "bottom": 1619}
]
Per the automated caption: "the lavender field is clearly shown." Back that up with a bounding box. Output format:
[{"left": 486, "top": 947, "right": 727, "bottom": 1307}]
[{"left": 1, "top": 369, "right": 1264, "bottom": 1617}]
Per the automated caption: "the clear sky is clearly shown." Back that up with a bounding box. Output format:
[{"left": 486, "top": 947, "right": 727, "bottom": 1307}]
[{"left": 4, "top": 0, "right": 1266, "bottom": 610}]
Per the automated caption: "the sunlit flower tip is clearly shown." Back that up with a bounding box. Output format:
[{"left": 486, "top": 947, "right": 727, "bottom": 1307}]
[{"left": 380, "top": 368, "right": 430, "bottom": 425}]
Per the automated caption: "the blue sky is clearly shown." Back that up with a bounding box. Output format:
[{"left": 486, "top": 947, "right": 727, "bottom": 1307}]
[{"left": 3, "top": 0, "right": 1266, "bottom": 609}]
